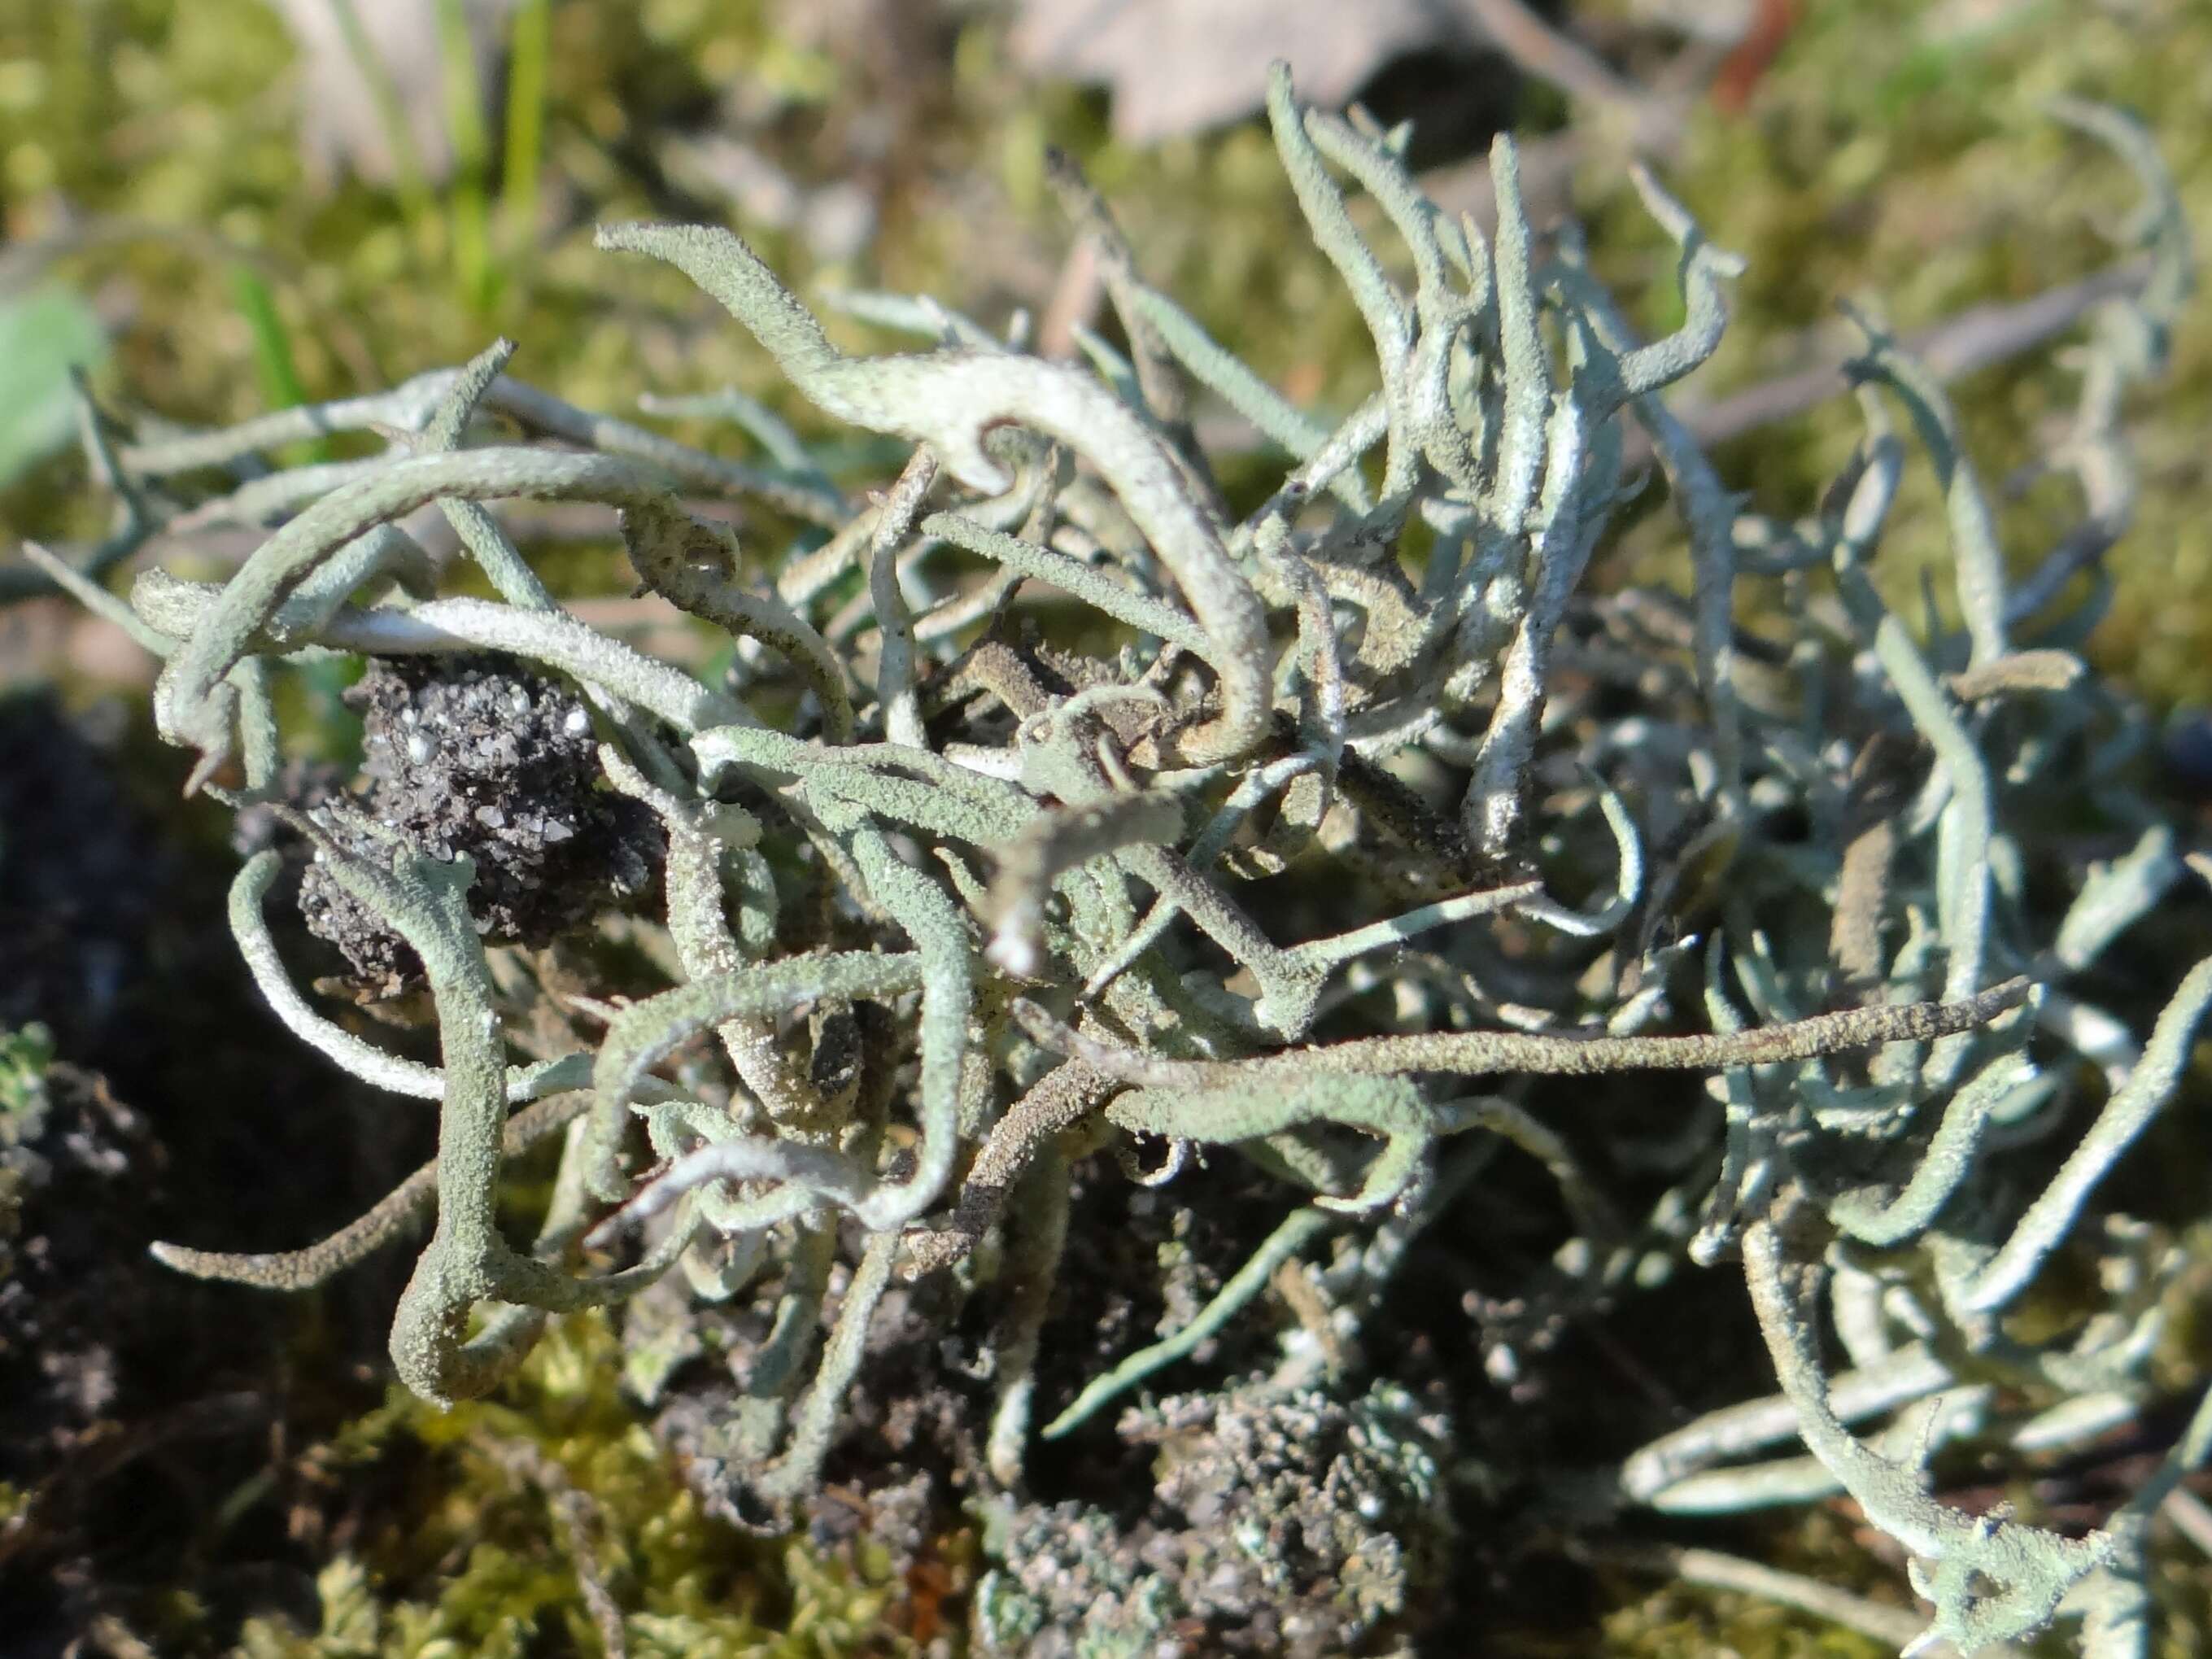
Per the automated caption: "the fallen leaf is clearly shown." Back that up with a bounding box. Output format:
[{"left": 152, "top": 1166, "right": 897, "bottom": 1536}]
[{"left": 1010, "top": 0, "right": 1476, "bottom": 142}]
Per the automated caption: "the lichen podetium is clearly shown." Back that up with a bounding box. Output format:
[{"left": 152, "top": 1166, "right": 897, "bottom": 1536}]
[{"left": 21, "top": 59, "right": 2211, "bottom": 1657}]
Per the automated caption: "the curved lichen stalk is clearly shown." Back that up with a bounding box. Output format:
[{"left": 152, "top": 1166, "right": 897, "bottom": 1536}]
[
  {"left": 151, "top": 447, "right": 757, "bottom": 788},
  {"left": 594, "top": 220, "right": 1275, "bottom": 767}
]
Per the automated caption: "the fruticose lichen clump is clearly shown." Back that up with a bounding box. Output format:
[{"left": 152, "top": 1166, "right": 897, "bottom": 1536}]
[{"left": 20, "top": 58, "right": 2210, "bottom": 1655}]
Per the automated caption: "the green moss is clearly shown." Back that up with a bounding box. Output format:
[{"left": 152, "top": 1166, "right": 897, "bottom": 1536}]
[
  {"left": 0, "top": 1024, "right": 54, "bottom": 1120},
  {"left": 229, "top": 1311, "right": 930, "bottom": 1658}
]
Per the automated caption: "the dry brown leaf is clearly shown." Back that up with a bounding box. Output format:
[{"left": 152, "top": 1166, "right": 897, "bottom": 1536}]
[{"left": 1010, "top": 0, "right": 1476, "bottom": 142}]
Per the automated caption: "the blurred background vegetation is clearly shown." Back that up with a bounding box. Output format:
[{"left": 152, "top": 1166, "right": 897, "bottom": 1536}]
[{"left": 0, "top": 1, "right": 2207, "bottom": 1652}]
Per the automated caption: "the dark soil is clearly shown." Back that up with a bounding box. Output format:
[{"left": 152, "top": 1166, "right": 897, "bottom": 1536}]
[
  {"left": 0, "top": 694, "right": 412, "bottom": 1654},
  {"left": 298, "top": 653, "right": 663, "bottom": 997}
]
